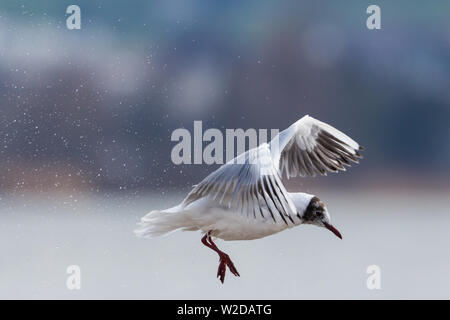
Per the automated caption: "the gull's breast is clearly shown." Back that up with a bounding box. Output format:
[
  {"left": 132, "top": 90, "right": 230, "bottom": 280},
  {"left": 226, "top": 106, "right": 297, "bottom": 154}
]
[{"left": 183, "top": 198, "right": 292, "bottom": 241}]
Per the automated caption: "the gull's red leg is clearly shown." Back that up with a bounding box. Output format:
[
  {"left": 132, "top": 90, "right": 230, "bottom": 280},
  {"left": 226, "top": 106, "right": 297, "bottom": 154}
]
[{"left": 201, "top": 231, "right": 240, "bottom": 283}]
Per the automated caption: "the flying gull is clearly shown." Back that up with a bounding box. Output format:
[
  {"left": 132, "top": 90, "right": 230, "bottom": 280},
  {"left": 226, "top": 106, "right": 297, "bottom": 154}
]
[{"left": 135, "top": 115, "right": 363, "bottom": 283}]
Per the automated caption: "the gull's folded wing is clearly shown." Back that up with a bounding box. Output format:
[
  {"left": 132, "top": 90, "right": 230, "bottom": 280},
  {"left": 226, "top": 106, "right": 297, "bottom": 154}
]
[
  {"left": 183, "top": 144, "right": 298, "bottom": 225},
  {"left": 270, "top": 115, "right": 363, "bottom": 178}
]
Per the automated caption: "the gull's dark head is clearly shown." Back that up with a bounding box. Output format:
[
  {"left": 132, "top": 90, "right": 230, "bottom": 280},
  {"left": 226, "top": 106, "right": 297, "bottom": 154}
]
[{"left": 301, "top": 196, "right": 342, "bottom": 239}]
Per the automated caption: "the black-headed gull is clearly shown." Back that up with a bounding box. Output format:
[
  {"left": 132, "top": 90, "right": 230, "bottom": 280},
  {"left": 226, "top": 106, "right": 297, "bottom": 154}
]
[{"left": 135, "top": 115, "right": 363, "bottom": 283}]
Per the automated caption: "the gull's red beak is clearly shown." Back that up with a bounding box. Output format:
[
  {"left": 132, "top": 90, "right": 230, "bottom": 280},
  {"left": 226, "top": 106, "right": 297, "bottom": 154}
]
[{"left": 323, "top": 222, "right": 342, "bottom": 239}]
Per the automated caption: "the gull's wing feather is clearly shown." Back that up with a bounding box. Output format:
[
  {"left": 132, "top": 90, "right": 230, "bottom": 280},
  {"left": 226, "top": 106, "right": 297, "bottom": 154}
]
[
  {"left": 270, "top": 115, "right": 363, "bottom": 178},
  {"left": 183, "top": 144, "right": 298, "bottom": 225}
]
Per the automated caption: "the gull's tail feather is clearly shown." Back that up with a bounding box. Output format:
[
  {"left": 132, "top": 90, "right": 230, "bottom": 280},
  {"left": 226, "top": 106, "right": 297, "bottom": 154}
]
[{"left": 134, "top": 205, "right": 191, "bottom": 238}]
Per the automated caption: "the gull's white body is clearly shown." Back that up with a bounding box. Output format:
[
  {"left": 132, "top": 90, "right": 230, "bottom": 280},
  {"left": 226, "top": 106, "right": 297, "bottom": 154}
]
[
  {"left": 135, "top": 115, "right": 362, "bottom": 241},
  {"left": 136, "top": 192, "right": 314, "bottom": 241}
]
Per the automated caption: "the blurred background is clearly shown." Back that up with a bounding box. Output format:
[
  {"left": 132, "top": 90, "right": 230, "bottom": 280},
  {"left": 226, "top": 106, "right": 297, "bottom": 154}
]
[{"left": 0, "top": 0, "right": 449, "bottom": 299}]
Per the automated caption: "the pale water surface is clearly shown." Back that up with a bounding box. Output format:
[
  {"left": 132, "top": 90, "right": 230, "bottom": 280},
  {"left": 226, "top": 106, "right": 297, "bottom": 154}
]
[{"left": 0, "top": 191, "right": 449, "bottom": 299}]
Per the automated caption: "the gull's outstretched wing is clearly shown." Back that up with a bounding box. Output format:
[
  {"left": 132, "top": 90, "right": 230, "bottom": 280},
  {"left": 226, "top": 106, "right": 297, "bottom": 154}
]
[
  {"left": 270, "top": 115, "right": 363, "bottom": 178},
  {"left": 183, "top": 144, "right": 298, "bottom": 225}
]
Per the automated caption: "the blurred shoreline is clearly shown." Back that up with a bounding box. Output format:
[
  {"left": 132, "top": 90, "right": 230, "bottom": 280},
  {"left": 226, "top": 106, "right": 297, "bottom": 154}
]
[{"left": 2, "top": 170, "right": 450, "bottom": 197}]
